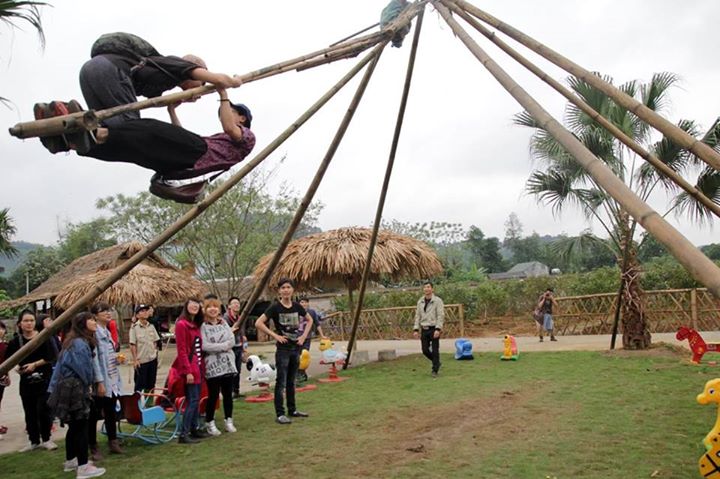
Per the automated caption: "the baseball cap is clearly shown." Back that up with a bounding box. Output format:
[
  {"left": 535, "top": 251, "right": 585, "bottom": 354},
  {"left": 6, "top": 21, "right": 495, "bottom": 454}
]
[
  {"left": 134, "top": 304, "right": 151, "bottom": 314},
  {"left": 229, "top": 102, "right": 252, "bottom": 128}
]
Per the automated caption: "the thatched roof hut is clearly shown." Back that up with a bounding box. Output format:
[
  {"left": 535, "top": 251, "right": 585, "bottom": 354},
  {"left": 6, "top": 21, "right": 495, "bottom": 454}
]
[
  {"left": 253, "top": 227, "right": 443, "bottom": 307},
  {"left": 0, "top": 241, "right": 207, "bottom": 310}
]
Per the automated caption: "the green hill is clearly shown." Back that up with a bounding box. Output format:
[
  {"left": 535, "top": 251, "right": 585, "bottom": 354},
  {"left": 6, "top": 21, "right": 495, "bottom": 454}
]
[{"left": 0, "top": 241, "right": 43, "bottom": 277}]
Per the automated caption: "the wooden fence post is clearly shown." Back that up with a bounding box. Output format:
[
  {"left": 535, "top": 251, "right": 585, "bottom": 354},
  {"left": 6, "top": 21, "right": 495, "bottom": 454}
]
[
  {"left": 691, "top": 288, "right": 698, "bottom": 330},
  {"left": 339, "top": 312, "right": 346, "bottom": 341},
  {"left": 459, "top": 304, "right": 465, "bottom": 337}
]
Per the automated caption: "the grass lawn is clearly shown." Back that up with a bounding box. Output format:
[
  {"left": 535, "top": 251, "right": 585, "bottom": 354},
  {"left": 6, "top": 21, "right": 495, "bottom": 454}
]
[{"left": 0, "top": 346, "right": 716, "bottom": 478}]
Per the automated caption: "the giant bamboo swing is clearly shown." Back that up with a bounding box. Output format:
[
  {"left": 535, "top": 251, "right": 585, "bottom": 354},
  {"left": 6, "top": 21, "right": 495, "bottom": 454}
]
[{"left": 3, "top": 0, "right": 720, "bottom": 375}]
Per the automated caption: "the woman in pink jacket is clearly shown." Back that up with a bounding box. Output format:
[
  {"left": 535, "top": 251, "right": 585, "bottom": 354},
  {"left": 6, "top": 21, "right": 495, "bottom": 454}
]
[{"left": 171, "top": 298, "right": 208, "bottom": 444}]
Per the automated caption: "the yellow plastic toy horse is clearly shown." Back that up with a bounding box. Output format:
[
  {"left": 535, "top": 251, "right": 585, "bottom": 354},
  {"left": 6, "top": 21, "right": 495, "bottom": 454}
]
[{"left": 698, "top": 378, "right": 720, "bottom": 450}]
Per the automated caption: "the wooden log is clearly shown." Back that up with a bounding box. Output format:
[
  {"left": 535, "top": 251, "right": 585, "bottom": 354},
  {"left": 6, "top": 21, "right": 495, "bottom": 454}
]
[
  {"left": 345, "top": 6, "right": 426, "bottom": 369},
  {"left": 691, "top": 288, "right": 699, "bottom": 329},
  {"left": 0, "top": 44, "right": 385, "bottom": 378},
  {"left": 434, "top": 1, "right": 720, "bottom": 301},
  {"left": 451, "top": 0, "right": 720, "bottom": 171},
  {"left": 446, "top": 2, "right": 720, "bottom": 220},
  {"left": 8, "top": 3, "right": 426, "bottom": 140},
  {"left": 236, "top": 43, "right": 386, "bottom": 338}
]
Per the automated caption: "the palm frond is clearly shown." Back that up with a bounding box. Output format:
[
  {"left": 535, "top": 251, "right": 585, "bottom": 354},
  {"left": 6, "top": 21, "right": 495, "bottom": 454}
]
[
  {"left": 639, "top": 119, "right": 700, "bottom": 189},
  {"left": 641, "top": 72, "right": 680, "bottom": 114},
  {"left": 0, "top": 207, "right": 18, "bottom": 259},
  {"left": 673, "top": 167, "right": 720, "bottom": 226},
  {"left": 513, "top": 111, "right": 542, "bottom": 129},
  {"left": 0, "top": 1, "right": 48, "bottom": 48},
  {"left": 550, "top": 231, "right": 613, "bottom": 265},
  {"left": 526, "top": 169, "right": 592, "bottom": 216}
]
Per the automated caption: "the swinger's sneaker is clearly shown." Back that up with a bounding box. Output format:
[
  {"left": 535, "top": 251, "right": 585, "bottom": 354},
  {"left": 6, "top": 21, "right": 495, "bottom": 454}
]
[
  {"left": 205, "top": 420, "right": 221, "bottom": 436},
  {"left": 33, "top": 102, "right": 69, "bottom": 153},
  {"left": 224, "top": 418, "right": 237, "bottom": 433}
]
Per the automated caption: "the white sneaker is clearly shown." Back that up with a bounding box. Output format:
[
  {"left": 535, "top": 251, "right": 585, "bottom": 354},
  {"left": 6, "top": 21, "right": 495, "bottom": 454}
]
[
  {"left": 206, "top": 420, "right": 221, "bottom": 436},
  {"left": 76, "top": 463, "right": 106, "bottom": 479},
  {"left": 65, "top": 459, "right": 94, "bottom": 472},
  {"left": 64, "top": 458, "right": 78, "bottom": 472},
  {"left": 41, "top": 440, "right": 59, "bottom": 451},
  {"left": 224, "top": 418, "right": 237, "bottom": 433},
  {"left": 19, "top": 442, "right": 40, "bottom": 452}
]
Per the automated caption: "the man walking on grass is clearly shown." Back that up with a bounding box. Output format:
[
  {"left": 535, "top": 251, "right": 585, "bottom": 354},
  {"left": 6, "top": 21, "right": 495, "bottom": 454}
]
[{"left": 413, "top": 281, "right": 444, "bottom": 378}]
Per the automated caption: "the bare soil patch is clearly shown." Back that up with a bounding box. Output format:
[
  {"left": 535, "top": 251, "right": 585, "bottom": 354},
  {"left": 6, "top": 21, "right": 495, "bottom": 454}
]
[{"left": 340, "top": 384, "right": 560, "bottom": 476}]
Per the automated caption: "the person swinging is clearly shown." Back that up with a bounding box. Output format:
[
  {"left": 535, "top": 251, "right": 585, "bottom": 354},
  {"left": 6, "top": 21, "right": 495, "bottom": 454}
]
[{"left": 32, "top": 32, "right": 254, "bottom": 203}]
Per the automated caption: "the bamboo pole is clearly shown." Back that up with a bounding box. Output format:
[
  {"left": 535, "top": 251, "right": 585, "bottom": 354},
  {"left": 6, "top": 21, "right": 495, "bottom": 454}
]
[
  {"left": 330, "top": 22, "right": 381, "bottom": 47},
  {"left": 691, "top": 288, "right": 698, "bottom": 329},
  {"left": 236, "top": 43, "right": 386, "bottom": 333},
  {"left": 445, "top": 2, "right": 720, "bottom": 220},
  {"left": 433, "top": 2, "right": 720, "bottom": 301},
  {"left": 8, "top": 2, "right": 425, "bottom": 140},
  {"left": 451, "top": 0, "right": 720, "bottom": 172},
  {"left": 7, "top": 34, "right": 382, "bottom": 139},
  {"left": 345, "top": 7, "right": 425, "bottom": 369},
  {"left": 459, "top": 303, "right": 465, "bottom": 337},
  {"left": 0, "top": 44, "right": 385, "bottom": 378}
]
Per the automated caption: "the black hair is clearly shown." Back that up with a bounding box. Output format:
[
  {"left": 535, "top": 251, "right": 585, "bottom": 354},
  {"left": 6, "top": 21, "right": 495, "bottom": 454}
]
[
  {"left": 423, "top": 281, "right": 434, "bottom": 288},
  {"left": 63, "top": 311, "right": 97, "bottom": 351},
  {"left": 0, "top": 320, "right": 7, "bottom": 331},
  {"left": 298, "top": 296, "right": 309, "bottom": 302},
  {"left": 277, "top": 277, "right": 295, "bottom": 289},
  {"left": 90, "top": 302, "right": 112, "bottom": 315},
  {"left": 204, "top": 293, "right": 219, "bottom": 301},
  {"left": 228, "top": 296, "right": 241, "bottom": 304},
  {"left": 546, "top": 288, "right": 554, "bottom": 293},
  {"left": 36, "top": 313, "right": 50, "bottom": 333},
  {"left": 16, "top": 308, "right": 35, "bottom": 327},
  {"left": 180, "top": 297, "right": 204, "bottom": 326}
]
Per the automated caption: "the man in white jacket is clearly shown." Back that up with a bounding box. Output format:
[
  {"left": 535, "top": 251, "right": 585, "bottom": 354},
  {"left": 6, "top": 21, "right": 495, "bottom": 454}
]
[{"left": 412, "top": 282, "right": 445, "bottom": 378}]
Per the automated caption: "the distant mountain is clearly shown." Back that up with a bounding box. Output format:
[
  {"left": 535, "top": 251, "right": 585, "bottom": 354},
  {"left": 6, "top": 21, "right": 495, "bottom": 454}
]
[{"left": 0, "top": 241, "right": 43, "bottom": 277}]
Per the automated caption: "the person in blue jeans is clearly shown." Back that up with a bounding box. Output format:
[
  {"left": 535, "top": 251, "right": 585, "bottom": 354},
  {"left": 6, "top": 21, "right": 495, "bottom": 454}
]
[
  {"left": 171, "top": 298, "right": 209, "bottom": 443},
  {"left": 255, "top": 278, "right": 313, "bottom": 425},
  {"left": 537, "top": 288, "right": 559, "bottom": 342}
]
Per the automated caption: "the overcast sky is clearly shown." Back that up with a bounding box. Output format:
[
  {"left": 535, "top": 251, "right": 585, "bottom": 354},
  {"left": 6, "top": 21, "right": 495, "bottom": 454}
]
[{"left": 1, "top": 0, "right": 718, "bottom": 248}]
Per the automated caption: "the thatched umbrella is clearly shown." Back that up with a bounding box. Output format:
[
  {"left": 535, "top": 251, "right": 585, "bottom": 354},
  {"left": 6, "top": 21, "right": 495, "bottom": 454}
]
[
  {"left": 54, "top": 263, "right": 207, "bottom": 309},
  {"left": 253, "top": 227, "right": 443, "bottom": 312},
  {"left": 0, "top": 241, "right": 207, "bottom": 310}
]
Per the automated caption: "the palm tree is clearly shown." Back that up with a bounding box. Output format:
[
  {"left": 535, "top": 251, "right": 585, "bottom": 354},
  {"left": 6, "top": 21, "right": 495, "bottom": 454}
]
[
  {"left": 0, "top": 208, "right": 18, "bottom": 258},
  {"left": 516, "top": 72, "right": 719, "bottom": 350}
]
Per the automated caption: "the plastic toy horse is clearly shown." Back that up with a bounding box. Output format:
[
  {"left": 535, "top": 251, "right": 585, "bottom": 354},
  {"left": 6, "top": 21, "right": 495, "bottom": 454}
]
[
  {"left": 676, "top": 326, "right": 720, "bottom": 364},
  {"left": 500, "top": 335, "right": 519, "bottom": 361},
  {"left": 698, "top": 379, "right": 720, "bottom": 476}
]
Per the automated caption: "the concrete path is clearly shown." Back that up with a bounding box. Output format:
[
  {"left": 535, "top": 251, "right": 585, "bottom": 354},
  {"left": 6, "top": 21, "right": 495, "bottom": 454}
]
[{"left": 0, "top": 331, "right": 713, "bottom": 455}]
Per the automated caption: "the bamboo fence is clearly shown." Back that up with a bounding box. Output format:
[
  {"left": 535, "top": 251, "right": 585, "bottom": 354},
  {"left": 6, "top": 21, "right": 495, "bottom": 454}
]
[
  {"left": 321, "top": 288, "right": 720, "bottom": 340},
  {"left": 324, "top": 304, "right": 465, "bottom": 340}
]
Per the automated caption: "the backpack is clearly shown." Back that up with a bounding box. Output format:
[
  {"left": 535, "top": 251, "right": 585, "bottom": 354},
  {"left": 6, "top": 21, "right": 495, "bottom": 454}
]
[{"left": 90, "top": 32, "right": 161, "bottom": 60}]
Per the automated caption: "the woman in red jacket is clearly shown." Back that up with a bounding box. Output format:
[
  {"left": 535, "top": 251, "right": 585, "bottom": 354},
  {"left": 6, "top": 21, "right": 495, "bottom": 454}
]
[{"left": 171, "top": 298, "right": 208, "bottom": 444}]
